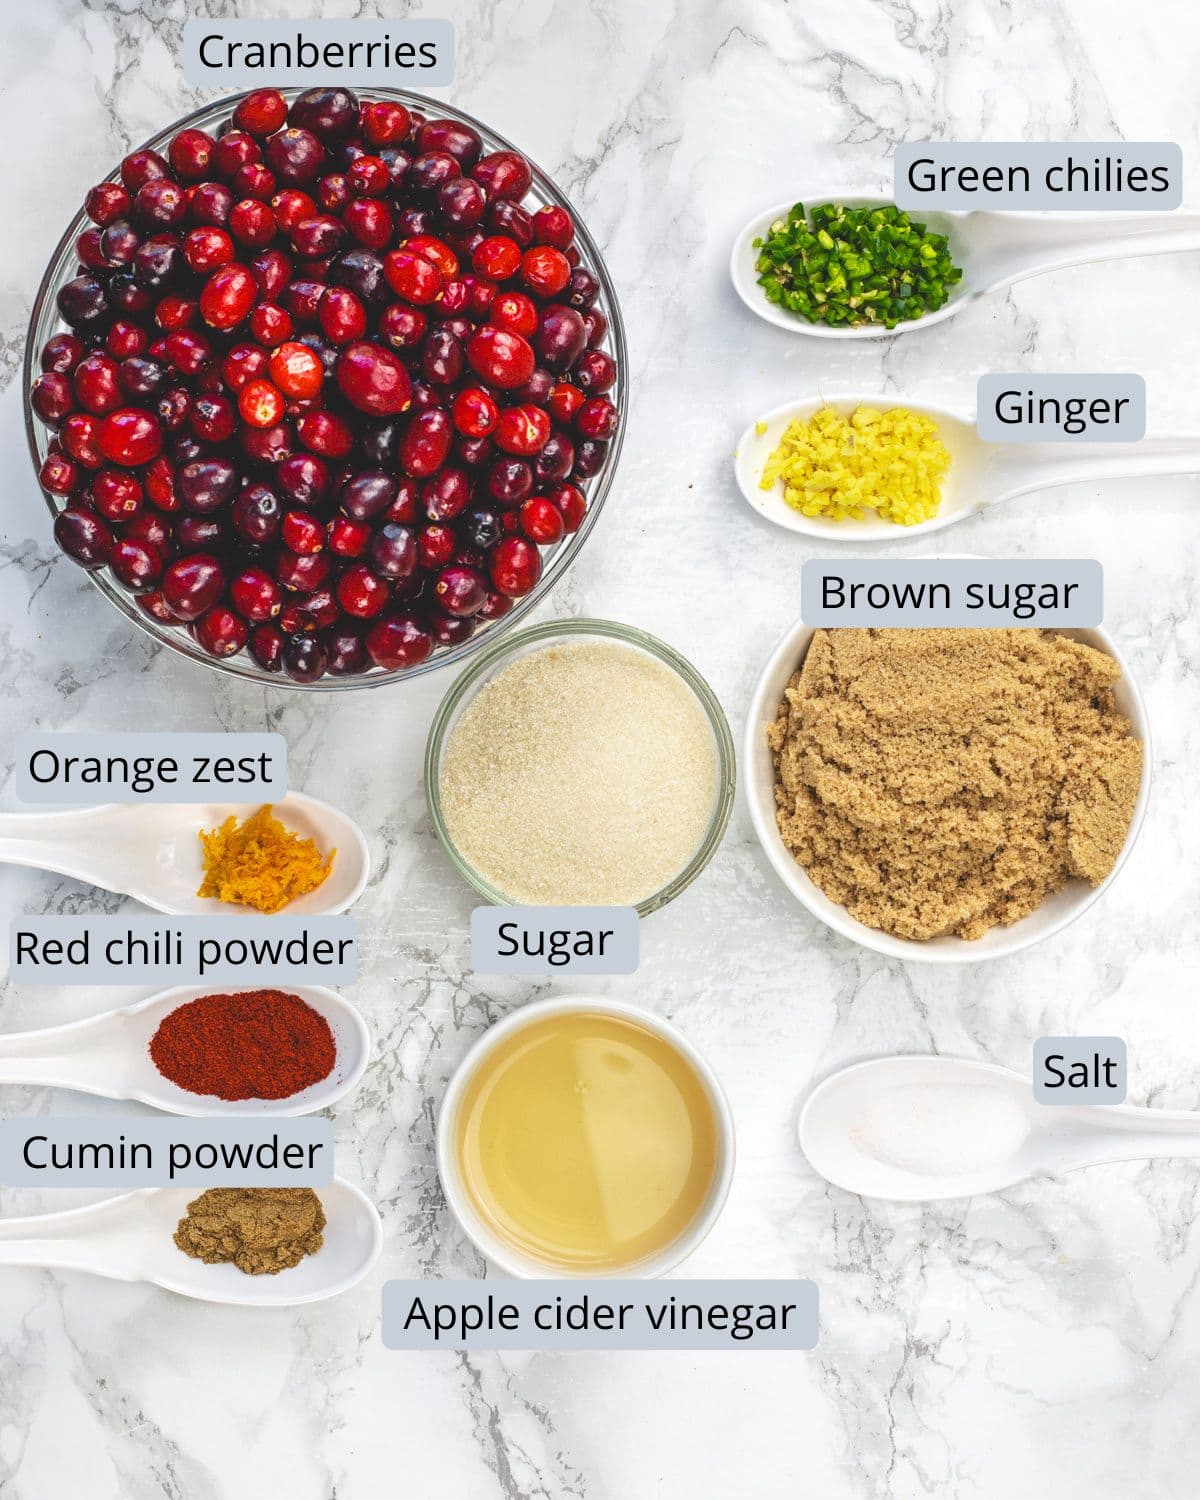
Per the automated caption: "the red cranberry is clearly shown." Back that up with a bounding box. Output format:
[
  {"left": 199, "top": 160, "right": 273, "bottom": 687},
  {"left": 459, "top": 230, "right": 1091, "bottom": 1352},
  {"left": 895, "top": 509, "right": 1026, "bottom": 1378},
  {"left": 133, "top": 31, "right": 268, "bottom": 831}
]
[
  {"left": 434, "top": 563, "right": 488, "bottom": 616},
  {"left": 96, "top": 408, "right": 162, "bottom": 466},
  {"left": 135, "top": 178, "right": 187, "bottom": 228},
  {"left": 191, "top": 392, "right": 236, "bottom": 443},
  {"left": 472, "top": 235, "right": 521, "bottom": 281},
  {"left": 383, "top": 249, "right": 443, "bottom": 305},
  {"left": 575, "top": 349, "right": 616, "bottom": 393},
  {"left": 162, "top": 553, "right": 224, "bottom": 620},
  {"left": 296, "top": 410, "right": 353, "bottom": 458},
  {"left": 473, "top": 151, "right": 532, "bottom": 202},
  {"left": 281, "top": 510, "right": 325, "bottom": 555},
  {"left": 86, "top": 182, "right": 133, "bottom": 226},
  {"left": 467, "top": 326, "right": 535, "bottom": 390},
  {"left": 234, "top": 90, "right": 288, "bottom": 137},
  {"left": 238, "top": 379, "right": 285, "bottom": 428},
  {"left": 521, "top": 245, "right": 571, "bottom": 297},
  {"left": 110, "top": 537, "right": 163, "bottom": 592},
  {"left": 229, "top": 198, "right": 275, "bottom": 247},
  {"left": 361, "top": 100, "right": 411, "bottom": 146},
  {"left": 192, "top": 605, "right": 248, "bottom": 658},
  {"left": 40, "top": 452, "right": 79, "bottom": 494},
  {"left": 520, "top": 495, "right": 566, "bottom": 544},
  {"left": 343, "top": 197, "right": 394, "bottom": 251},
  {"left": 490, "top": 535, "right": 543, "bottom": 596},
  {"left": 365, "top": 613, "right": 432, "bottom": 670},
  {"left": 576, "top": 396, "right": 619, "bottom": 440},
  {"left": 452, "top": 386, "right": 499, "bottom": 437},
  {"left": 533, "top": 205, "right": 573, "bottom": 249},
  {"left": 91, "top": 469, "right": 143, "bottom": 521},
  {"left": 336, "top": 563, "right": 390, "bottom": 618},
  {"left": 495, "top": 404, "right": 550, "bottom": 456},
  {"left": 31, "top": 371, "right": 75, "bottom": 425},
  {"left": 319, "top": 287, "right": 367, "bottom": 344},
  {"left": 250, "top": 623, "right": 285, "bottom": 671},
  {"left": 270, "top": 340, "right": 324, "bottom": 398},
  {"left": 121, "top": 149, "right": 170, "bottom": 193},
  {"left": 418, "top": 524, "right": 455, "bottom": 570},
  {"left": 329, "top": 515, "right": 371, "bottom": 558},
  {"left": 335, "top": 341, "right": 412, "bottom": 415},
  {"left": 276, "top": 549, "right": 331, "bottom": 592},
  {"left": 378, "top": 303, "right": 427, "bottom": 350},
  {"left": 400, "top": 408, "right": 452, "bottom": 476}
]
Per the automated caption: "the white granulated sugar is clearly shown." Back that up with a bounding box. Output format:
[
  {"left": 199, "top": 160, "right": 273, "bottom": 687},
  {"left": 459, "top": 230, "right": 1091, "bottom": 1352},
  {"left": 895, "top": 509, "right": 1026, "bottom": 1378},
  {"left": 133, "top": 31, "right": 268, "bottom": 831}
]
[{"left": 439, "top": 640, "right": 718, "bottom": 905}]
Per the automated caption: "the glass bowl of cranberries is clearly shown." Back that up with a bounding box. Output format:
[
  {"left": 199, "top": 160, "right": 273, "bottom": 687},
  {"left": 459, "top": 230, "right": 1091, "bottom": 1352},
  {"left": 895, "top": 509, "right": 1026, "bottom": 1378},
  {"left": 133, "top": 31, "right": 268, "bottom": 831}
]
[{"left": 25, "top": 86, "right": 626, "bottom": 687}]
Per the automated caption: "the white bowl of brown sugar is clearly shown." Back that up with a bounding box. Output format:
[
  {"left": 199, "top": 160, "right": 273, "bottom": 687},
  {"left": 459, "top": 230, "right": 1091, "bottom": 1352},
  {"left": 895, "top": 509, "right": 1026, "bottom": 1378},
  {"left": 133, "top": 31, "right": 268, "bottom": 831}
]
[{"left": 744, "top": 617, "right": 1152, "bottom": 964}]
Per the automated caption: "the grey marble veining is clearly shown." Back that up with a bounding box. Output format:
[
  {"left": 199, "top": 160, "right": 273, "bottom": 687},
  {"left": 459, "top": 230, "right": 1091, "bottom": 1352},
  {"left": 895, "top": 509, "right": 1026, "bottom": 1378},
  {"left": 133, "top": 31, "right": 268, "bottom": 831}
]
[{"left": 2, "top": 0, "right": 1200, "bottom": 1495}]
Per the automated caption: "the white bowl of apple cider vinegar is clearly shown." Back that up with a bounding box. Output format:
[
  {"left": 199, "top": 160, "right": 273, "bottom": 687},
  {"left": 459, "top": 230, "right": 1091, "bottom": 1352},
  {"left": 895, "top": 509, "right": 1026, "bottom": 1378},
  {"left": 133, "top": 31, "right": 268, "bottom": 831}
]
[{"left": 437, "top": 997, "right": 735, "bottom": 1279}]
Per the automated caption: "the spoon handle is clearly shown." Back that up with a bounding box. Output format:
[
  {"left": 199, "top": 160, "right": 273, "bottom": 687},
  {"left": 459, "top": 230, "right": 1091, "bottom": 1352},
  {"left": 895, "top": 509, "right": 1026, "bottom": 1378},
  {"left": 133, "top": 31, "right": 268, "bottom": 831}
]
[
  {"left": 0, "top": 1195, "right": 144, "bottom": 1278},
  {"left": 984, "top": 211, "right": 1200, "bottom": 286},
  {"left": 988, "top": 435, "right": 1200, "bottom": 503}
]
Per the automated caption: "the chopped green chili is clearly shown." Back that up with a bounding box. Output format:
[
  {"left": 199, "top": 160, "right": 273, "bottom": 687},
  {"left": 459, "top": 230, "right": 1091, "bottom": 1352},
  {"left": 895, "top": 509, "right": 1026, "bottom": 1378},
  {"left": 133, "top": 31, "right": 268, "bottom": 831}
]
[{"left": 752, "top": 202, "right": 963, "bottom": 330}]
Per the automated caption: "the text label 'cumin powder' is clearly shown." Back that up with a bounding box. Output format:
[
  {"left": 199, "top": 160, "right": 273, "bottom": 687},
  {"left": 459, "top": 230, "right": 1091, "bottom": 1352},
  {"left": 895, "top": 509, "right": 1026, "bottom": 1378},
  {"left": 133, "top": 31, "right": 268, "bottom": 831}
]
[{"left": 768, "top": 628, "right": 1143, "bottom": 941}]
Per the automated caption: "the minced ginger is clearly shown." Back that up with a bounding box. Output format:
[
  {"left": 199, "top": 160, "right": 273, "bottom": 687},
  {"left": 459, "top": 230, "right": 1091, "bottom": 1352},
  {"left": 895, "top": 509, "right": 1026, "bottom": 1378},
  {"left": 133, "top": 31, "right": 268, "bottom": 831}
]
[
  {"left": 768, "top": 629, "right": 1143, "bottom": 941},
  {"left": 197, "top": 805, "right": 334, "bottom": 914}
]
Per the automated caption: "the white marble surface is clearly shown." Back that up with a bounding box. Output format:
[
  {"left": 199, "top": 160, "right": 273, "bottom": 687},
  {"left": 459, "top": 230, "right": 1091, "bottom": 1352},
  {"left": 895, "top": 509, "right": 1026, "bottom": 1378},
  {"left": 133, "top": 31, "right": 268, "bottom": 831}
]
[{"left": 3, "top": 0, "right": 1200, "bottom": 1495}]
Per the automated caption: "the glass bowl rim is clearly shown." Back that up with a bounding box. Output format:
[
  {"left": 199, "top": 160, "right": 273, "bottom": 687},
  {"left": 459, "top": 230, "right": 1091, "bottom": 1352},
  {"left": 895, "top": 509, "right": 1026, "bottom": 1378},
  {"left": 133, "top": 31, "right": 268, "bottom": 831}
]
[
  {"left": 23, "top": 85, "right": 628, "bottom": 692},
  {"left": 424, "top": 617, "right": 737, "bottom": 916}
]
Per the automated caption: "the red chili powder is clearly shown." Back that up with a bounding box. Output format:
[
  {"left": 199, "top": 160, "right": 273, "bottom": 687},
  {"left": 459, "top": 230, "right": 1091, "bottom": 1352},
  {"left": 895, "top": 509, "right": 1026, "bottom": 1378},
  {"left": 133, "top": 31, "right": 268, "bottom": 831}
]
[{"left": 149, "top": 989, "right": 337, "bottom": 1100}]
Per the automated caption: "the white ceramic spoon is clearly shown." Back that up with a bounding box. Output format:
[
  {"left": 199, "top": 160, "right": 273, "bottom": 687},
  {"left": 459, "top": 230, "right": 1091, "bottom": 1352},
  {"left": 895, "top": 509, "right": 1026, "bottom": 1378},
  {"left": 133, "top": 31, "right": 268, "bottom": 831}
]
[
  {"left": 0, "top": 1178, "right": 382, "bottom": 1305},
  {"left": 732, "top": 195, "right": 1200, "bottom": 338},
  {"left": 0, "top": 792, "right": 369, "bottom": 915},
  {"left": 735, "top": 393, "right": 1200, "bottom": 541},
  {"left": 799, "top": 1056, "right": 1200, "bottom": 1201},
  {"left": 0, "top": 983, "right": 370, "bottom": 1116}
]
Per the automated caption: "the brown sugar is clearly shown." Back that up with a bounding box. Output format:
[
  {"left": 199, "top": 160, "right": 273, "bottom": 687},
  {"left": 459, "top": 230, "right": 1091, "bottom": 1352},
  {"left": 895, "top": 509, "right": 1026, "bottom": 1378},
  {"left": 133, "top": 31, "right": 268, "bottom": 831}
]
[{"left": 767, "top": 629, "right": 1143, "bottom": 941}]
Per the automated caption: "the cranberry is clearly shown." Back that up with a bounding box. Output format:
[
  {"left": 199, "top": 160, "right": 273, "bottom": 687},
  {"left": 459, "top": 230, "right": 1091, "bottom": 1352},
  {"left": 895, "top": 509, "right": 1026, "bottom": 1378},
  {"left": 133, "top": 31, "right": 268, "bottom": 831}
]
[
  {"left": 192, "top": 605, "right": 248, "bottom": 658},
  {"left": 250, "top": 623, "right": 285, "bottom": 671},
  {"left": 423, "top": 467, "right": 471, "bottom": 521},
  {"left": 575, "top": 348, "right": 616, "bottom": 393},
  {"left": 466, "top": 326, "right": 535, "bottom": 389},
  {"left": 418, "top": 524, "right": 455, "bottom": 570},
  {"left": 57, "top": 275, "right": 110, "bottom": 329},
  {"left": 120, "top": 149, "right": 170, "bottom": 193},
  {"left": 400, "top": 408, "right": 452, "bottom": 476},
  {"left": 437, "top": 177, "right": 485, "bottom": 228},
  {"left": 162, "top": 553, "right": 224, "bottom": 620},
  {"left": 234, "top": 90, "right": 288, "bottom": 138},
  {"left": 549, "top": 381, "right": 585, "bottom": 422},
  {"left": 272, "top": 188, "right": 317, "bottom": 232},
  {"left": 520, "top": 495, "right": 565, "bottom": 544},
  {"left": 91, "top": 469, "right": 143, "bottom": 521},
  {"left": 55, "top": 507, "right": 113, "bottom": 567},
  {"left": 383, "top": 249, "right": 443, "bottom": 305},
  {"left": 368, "top": 522, "right": 417, "bottom": 580},
  {"left": 229, "top": 199, "right": 276, "bottom": 248},
  {"left": 490, "top": 535, "right": 543, "bottom": 596},
  {"left": 40, "top": 452, "right": 79, "bottom": 494},
  {"left": 232, "top": 483, "right": 282, "bottom": 544},
  {"left": 362, "top": 101, "right": 411, "bottom": 147},
  {"left": 335, "top": 341, "right": 412, "bottom": 416},
  {"left": 248, "top": 301, "right": 292, "bottom": 345},
  {"left": 31, "top": 371, "right": 75, "bottom": 425},
  {"left": 191, "top": 392, "right": 236, "bottom": 443},
  {"left": 336, "top": 563, "right": 389, "bottom": 618},
  {"left": 41, "top": 333, "right": 84, "bottom": 374},
  {"left": 583, "top": 308, "right": 608, "bottom": 346},
  {"left": 265, "top": 128, "right": 325, "bottom": 186},
  {"left": 486, "top": 457, "right": 533, "bottom": 507},
  {"left": 566, "top": 268, "right": 600, "bottom": 310},
  {"left": 281, "top": 509, "right": 325, "bottom": 554},
  {"left": 534, "top": 431, "right": 575, "bottom": 482},
  {"left": 341, "top": 470, "right": 396, "bottom": 520},
  {"left": 324, "top": 625, "right": 369, "bottom": 674},
  {"left": 379, "top": 303, "right": 427, "bottom": 350},
  {"left": 409, "top": 152, "right": 460, "bottom": 197},
  {"left": 110, "top": 537, "right": 164, "bottom": 592},
  {"left": 575, "top": 438, "right": 608, "bottom": 478},
  {"left": 533, "top": 205, "right": 574, "bottom": 249},
  {"left": 213, "top": 131, "right": 262, "bottom": 180},
  {"left": 421, "top": 328, "right": 464, "bottom": 385},
  {"left": 434, "top": 563, "right": 488, "bottom": 616},
  {"left": 577, "top": 396, "right": 619, "bottom": 440},
  {"left": 96, "top": 408, "right": 162, "bottom": 466},
  {"left": 473, "top": 151, "right": 532, "bottom": 202},
  {"left": 365, "top": 613, "right": 432, "bottom": 670},
  {"left": 319, "top": 286, "right": 367, "bottom": 344},
  {"left": 331, "top": 248, "right": 387, "bottom": 302},
  {"left": 452, "top": 386, "right": 499, "bottom": 437},
  {"left": 522, "top": 245, "right": 571, "bottom": 297},
  {"left": 187, "top": 181, "right": 234, "bottom": 226},
  {"left": 472, "top": 235, "right": 521, "bottom": 281},
  {"left": 290, "top": 87, "right": 360, "bottom": 140},
  {"left": 491, "top": 291, "right": 538, "bottom": 337},
  {"left": 269, "top": 340, "right": 324, "bottom": 399},
  {"left": 178, "top": 456, "right": 236, "bottom": 513},
  {"left": 231, "top": 565, "right": 282, "bottom": 621},
  {"left": 250, "top": 248, "right": 293, "bottom": 298},
  {"left": 296, "top": 409, "right": 353, "bottom": 458},
  {"left": 62, "top": 412, "right": 103, "bottom": 468},
  {"left": 125, "top": 513, "right": 170, "bottom": 551},
  {"left": 329, "top": 515, "right": 371, "bottom": 557},
  {"left": 535, "top": 305, "right": 586, "bottom": 371},
  {"left": 198, "top": 263, "right": 256, "bottom": 329},
  {"left": 135, "top": 178, "right": 187, "bottom": 228},
  {"left": 495, "top": 404, "right": 551, "bottom": 456},
  {"left": 344, "top": 198, "right": 394, "bottom": 251},
  {"left": 238, "top": 379, "right": 285, "bottom": 428},
  {"left": 276, "top": 549, "right": 331, "bottom": 593},
  {"left": 86, "top": 182, "right": 132, "bottom": 226}
]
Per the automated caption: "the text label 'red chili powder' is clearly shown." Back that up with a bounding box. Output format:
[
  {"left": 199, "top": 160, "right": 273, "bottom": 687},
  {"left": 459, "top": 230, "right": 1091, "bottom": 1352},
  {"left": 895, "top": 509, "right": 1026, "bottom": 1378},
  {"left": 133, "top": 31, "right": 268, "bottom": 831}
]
[{"left": 149, "top": 989, "right": 336, "bottom": 1100}]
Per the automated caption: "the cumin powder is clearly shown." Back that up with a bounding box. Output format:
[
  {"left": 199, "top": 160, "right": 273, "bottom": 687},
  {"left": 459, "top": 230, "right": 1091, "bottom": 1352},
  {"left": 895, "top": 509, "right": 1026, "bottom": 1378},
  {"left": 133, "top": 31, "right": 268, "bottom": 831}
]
[
  {"left": 174, "top": 1187, "right": 326, "bottom": 1275},
  {"left": 768, "top": 628, "right": 1143, "bottom": 941}
]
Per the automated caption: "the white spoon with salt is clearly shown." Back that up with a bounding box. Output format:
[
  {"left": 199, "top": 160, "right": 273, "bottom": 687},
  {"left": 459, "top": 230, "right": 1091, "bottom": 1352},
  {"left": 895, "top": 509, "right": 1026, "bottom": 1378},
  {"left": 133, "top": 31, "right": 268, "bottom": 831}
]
[
  {"left": 0, "top": 1178, "right": 382, "bottom": 1305},
  {"left": 735, "top": 393, "right": 1200, "bottom": 542},
  {"left": 799, "top": 1056, "right": 1200, "bottom": 1201},
  {"left": 0, "top": 792, "right": 369, "bottom": 915},
  {"left": 732, "top": 196, "right": 1200, "bottom": 338},
  {"left": 0, "top": 983, "right": 370, "bottom": 1116}
]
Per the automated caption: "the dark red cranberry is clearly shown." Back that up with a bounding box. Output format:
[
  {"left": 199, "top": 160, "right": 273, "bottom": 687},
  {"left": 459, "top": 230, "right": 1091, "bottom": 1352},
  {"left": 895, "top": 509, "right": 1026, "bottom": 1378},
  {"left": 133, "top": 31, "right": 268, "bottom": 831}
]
[
  {"left": 187, "top": 181, "right": 234, "bottom": 226},
  {"left": 331, "top": 248, "right": 387, "bottom": 303},
  {"left": 41, "top": 333, "right": 84, "bottom": 374},
  {"left": 473, "top": 151, "right": 532, "bottom": 201},
  {"left": 194, "top": 604, "right": 249, "bottom": 658},
  {"left": 416, "top": 119, "right": 483, "bottom": 168},
  {"left": 430, "top": 609, "right": 475, "bottom": 646},
  {"left": 31, "top": 372, "right": 75, "bottom": 425},
  {"left": 276, "top": 548, "right": 331, "bottom": 592},
  {"left": 178, "top": 457, "right": 237, "bottom": 513},
  {"left": 534, "top": 431, "right": 575, "bottom": 482},
  {"left": 161, "top": 554, "right": 224, "bottom": 621},
  {"left": 420, "top": 329, "right": 464, "bottom": 386},
  {"left": 487, "top": 199, "right": 534, "bottom": 247},
  {"left": 120, "top": 149, "right": 170, "bottom": 193},
  {"left": 169, "top": 128, "right": 215, "bottom": 180},
  {"left": 40, "top": 451, "right": 79, "bottom": 494},
  {"left": 423, "top": 467, "right": 471, "bottom": 521},
  {"left": 118, "top": 357, "right": 164, "bottom": 400},
  {"left": 54, "top": 507, "right": 113, "bottom": 567},
  {"left": 57, "top": 275, "right": 110, "bottom": 329},
  {"left": 265, "top": 128, "right": 325, "bottom": 186},
  {"left": 109, "top": 537, "right": 163, "bottom": 592},
  {"left": 135, "top": 178, "right": 187, "bottom": 227},
  {"left": 583, "top": 308, "right": 608, "bottom": 346},
  {"left": 100, "top": 221, "right": 140, "bottom": 265},
  {"left": 176, "top": 516, "right": 225, "bottom": 552},
  {"left": 231, "top": 484, "right": 282, "bottom": 544},
  {"left": 577, "top": 396, "right": 619, "bottom": 440},
  {"left": 437, "top": 177, "right": 485, "bottom": 229},
  {"left": 290, "top": 87, "right": 360, "bottom": 140},
  {"left": 324, "top": 625, "right": 369, "bottom": 674},
  {"left": 486, "top": 457, "right": 534, "bottom": 507},
  {"left": 125, "top": 513, "right": 170, "bottom": 551},
  {"left": 250, "top": 623, "right": 285, "bottom": 671},
  {"left": 566, "top": 267, "right": 600, "bottom": 310},
  {"left": 86, "top": 182, "right": 133, "bottom": 226},
  {"left": 133, "top": 235, "right": 184, "bottom": 290},
  {"left": 365, "top": 613, "right": 432, "bottom": 670},
  {"left": 409, "top": 152, "right": 461, "bottom": 197},
  {"left": 282, "top": 631, "right": 328, "bottom": 682},
  {"left": 434, "top": 563, "right": 488, "bottom": 616},
  {"left": 574, "top": 438, "right": 609, "bottom": 478},
  {"left": 535, "top": 305, "right": 587, "bottom": 371},
  {"left": 277, "top": 453, "right": 330, "bottom": 508},
  {"left": 368, "top": 523, "right": 417, "bottom": 580},
  {"left": 340, "top": 470, "right": 396, "bottom": 521}
]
